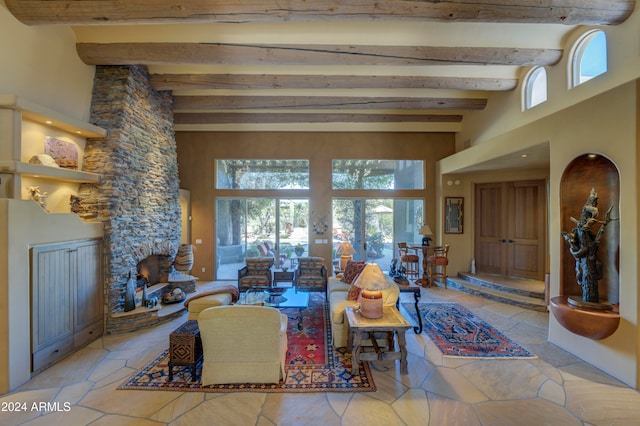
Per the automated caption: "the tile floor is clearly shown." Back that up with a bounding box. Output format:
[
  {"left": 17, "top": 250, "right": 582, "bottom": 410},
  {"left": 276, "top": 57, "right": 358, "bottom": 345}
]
[{"left": 3, "top": 284, "right": 640, "bottom": 425}]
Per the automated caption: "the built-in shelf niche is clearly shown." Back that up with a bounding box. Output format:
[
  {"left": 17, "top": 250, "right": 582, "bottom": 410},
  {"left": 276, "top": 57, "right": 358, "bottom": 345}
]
[
  {"left": 0, "top": 161, "right": 101, "bottom": 184},
  {"left": 551, "top": 153, "right": 620, "bottom": 340},
  {"left": 0, "top": 94, "right": 106, "bottom": 211},
  {"left": 0, "top": 94, "right": 106, "bottom": 139}
]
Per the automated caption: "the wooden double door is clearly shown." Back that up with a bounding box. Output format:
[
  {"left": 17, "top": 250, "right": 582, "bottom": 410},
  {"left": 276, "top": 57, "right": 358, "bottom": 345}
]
[{"left": 474, "top": 180, "right": 546, "bottom": 280}]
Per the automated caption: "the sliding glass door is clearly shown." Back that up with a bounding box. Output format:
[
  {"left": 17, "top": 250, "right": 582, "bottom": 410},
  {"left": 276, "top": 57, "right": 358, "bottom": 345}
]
[
  {"left": 215, "top": 198, "right": 309, "bottom": 279},
  {"left": 332, "top": 198, "right": 423, "bottom": 272}
]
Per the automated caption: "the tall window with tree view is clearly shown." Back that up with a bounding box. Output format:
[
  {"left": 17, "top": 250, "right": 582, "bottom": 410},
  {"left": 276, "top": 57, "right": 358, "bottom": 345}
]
[
  {"left": 215, "top": 160, "right": 310, "bottom": 279},
  {"left": 332, "top": 160, "right": 424, "bottom": 273}
]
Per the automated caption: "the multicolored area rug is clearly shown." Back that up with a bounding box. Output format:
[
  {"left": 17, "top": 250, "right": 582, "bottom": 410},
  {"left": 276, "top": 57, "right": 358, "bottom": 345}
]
[
  {"left": 119, "top": 292, "right": 375, "bottom": 393},
  {"left": 402, "top": 302, "right": 536, "bottom": 359}
]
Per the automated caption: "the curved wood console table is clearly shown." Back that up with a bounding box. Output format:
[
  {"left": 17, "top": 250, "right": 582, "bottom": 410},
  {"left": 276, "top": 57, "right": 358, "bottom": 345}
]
[{"left": 549, "top": 296, "right": 620, "bottom": 340}]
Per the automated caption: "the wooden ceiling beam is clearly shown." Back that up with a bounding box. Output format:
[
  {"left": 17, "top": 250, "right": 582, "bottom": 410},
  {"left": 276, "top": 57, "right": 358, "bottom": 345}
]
[
  {"left": 151, "top": 73, "right": 517, "bottom": 92},
  {"left": 172, "top": 95, "right": 487, "bottom": 111},
  {"left": 174, "top": 112, "right": 463, "bottom": 124},
  {"left": 6, "top": 0, "right": 635, "bottom": 26},
  {"left": 77, "top": 43, "right": 562, "bottom": 67}
]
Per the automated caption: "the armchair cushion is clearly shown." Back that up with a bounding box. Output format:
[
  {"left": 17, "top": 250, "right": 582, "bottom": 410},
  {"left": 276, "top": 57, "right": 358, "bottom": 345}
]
[{"left": 246, "top": 257, "right": 274, "bottom": 272}]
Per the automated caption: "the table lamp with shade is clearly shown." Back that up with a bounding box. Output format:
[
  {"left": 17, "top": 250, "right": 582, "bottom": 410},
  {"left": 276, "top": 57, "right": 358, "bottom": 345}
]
[
  {"left": 336, "top": 241, "right": 356, "bottom": 271},
  {"left": 353, "top": 263, "right": 391, "bottom": 319},
  {"left": 419, "top": 224, "right": 433, "bottom": 246}
]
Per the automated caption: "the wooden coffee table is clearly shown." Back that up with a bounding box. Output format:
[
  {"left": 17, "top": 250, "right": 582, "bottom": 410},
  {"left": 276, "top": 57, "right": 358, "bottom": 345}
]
[{"left": 345, "top": 306, "right": 411, "bottom": 375}]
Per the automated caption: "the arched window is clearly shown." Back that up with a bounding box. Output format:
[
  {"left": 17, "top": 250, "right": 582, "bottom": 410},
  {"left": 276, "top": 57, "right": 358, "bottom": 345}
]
[
  {"left": 523, "top": 66, "right": 547, "bottom": 110},
  {"left": 571, "top": 30, "right": 607, "bottom": 88}
]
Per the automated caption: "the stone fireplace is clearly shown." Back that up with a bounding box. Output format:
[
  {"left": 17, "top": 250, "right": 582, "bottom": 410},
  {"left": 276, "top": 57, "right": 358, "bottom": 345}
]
[{"left": 78, "top": 65, "right": 185, "bottom": 333}]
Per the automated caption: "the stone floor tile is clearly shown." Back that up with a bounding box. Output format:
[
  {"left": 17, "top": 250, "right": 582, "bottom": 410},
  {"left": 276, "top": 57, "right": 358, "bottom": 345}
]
[
  {"left": 502, "top": 321, "right": 549, "bottom": 346},
  {"left": 4, "top": 287, "right": 640, "bottom": 425},
  {"left": 391, "top": 388, "right": 429, "bottom": 426},
  {"left": 257, "top": 415, "right": 277, "bottom": 425},
  {"left": 382, "top": 353, "right": 432, "bottom": 389},
  {"left": 90, "top": 414, "right": 165, "bottom": 425},
  {"left": 169, "top": 393, "right": 265, "bottom": 426},
  {"left": 342, "top": 393, "right": 406, "bottom": 425},
  {"left": 366, "top": 366, "right": 408, "bottom": 403},
  {"left": 478, "top": 300, "right": 527, "bottom": 318},
  {"left": 512, "top": 309, "right": 549, "bottom": 329},
  {"left": 559, "top": 361, "right": 628, "bottom": 387},
  {"left": 23, "top": 406, "right": 104, "bottom": 425},
  {"left": 458, "top": 359, "right": 546, "bottom": 400},
  {"left": 150, "top": 392, "right": 205, "bottom": 423},
  {"left": 262, "top": 393, "right": 340, "bottom": 426},
  {"left": 92, "top": 366, "right": 137, "bottom": 390},
  {"left": 53, "top": 381, "right": 94, "bottom": 406},
  {"left": 0, "top": 389, "right": 59, "bottom": 426},
  {"left": 525, "top": 341, "right": 581, "bottom": 367},
  {"left": 427, "top": 392, "right": 480, "bottom": 426},
  {"left": 422, "top": 366, "right": 488, "bottom": 403},
  {"left": 88, "top": 358, "right": 127, "bottom": 382},
  {"left": 564, "top": 381, "right": 640, "bottom": 424},
  {"left": 475, "top": 398, "right": 583, "bottom": 425},
  {"left": 80, "top": 382, "right": 181, "bottom": 418},
  {"left": 326, "top": 392, "right": 353, "bottom": 416},
  {"left": 538, "top": 378, "right": 566, "bottom": 406},
  {"left": 18, "top": 348, "right": 108, "bottom": 391}
]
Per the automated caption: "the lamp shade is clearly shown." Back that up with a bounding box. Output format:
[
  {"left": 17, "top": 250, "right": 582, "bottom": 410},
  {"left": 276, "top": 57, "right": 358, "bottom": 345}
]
[
  {"left": 419, "top": 224, "right": 433, "bottom": 246},
  {"left": 353, "top": 263, "right": 391, "bottom": 292},
  {"left": 353, "top": 263, "right": 390, "bottom": 319},
  {"left": 336, "top": 241, "right": 356, "bottom": 256},
  {"left": 419, "top": 225, "right": 433, "bottom": 236}
]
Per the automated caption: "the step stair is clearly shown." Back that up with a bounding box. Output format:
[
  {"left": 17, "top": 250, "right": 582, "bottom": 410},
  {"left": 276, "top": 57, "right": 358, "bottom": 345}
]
[{"left": 447, "top": 272, "right": 548, "bottom": 312}]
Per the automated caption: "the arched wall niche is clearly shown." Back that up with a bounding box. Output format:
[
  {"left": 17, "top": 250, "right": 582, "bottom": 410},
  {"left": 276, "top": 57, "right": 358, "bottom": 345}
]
[
  {"left": 560, "top": 153, "right": 620, "bottom": 304},
  {"left": 551, "top": 153, "right": 620, "bottom": 340}
]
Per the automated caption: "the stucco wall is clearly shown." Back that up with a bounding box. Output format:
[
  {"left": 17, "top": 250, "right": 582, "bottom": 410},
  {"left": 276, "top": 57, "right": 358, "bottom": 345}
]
[
  {"left": 0, "top": 5, "right": 95, "bottom": 122},
  {"left": 176, "top": 132, "right": 455, "bottom": 281},
  {"left": 442, "top": 81, "right": 638, "bottom": 387}
]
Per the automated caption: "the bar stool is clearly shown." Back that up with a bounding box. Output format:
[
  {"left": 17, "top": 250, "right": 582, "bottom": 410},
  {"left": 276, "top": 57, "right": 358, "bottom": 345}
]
[
  {"left": 426, "top": 244, "right": 450, "bottom": 287},
  {"left": 397, "top": 242, "right": 420, "bottom": 279}
]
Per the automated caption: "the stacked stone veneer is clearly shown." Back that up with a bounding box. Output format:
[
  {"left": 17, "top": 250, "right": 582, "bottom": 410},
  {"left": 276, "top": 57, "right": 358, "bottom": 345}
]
[{"left": 79, "top": 65, "right": 182, "bottom": 333}]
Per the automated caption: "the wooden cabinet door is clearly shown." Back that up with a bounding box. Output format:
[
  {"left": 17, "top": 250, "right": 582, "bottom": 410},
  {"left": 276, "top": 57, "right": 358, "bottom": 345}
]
[
  {"left": 474, "top": 180, "right": 546, "bottom": 280},
  {"left": 31, "top": 244, "right": 73, "bottom": 351},
  {"left": 74, "top": 239, "right": 103, "bottom": 330}
]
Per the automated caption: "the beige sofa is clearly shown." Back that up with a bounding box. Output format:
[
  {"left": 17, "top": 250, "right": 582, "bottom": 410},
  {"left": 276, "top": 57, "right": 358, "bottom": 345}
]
[
  {"left": 327, "top": 275, "right": 400, "bottom": 348},
  {"left": 198, "top": 305, "right": 288, "bottom": 385}
]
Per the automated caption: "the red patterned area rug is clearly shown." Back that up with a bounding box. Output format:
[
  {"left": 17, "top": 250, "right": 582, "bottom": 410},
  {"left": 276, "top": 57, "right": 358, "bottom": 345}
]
[
  {"left": 402, "top": 302, "right": 536, "bottom": 359},
  {"left": 118, "top": 292, "right": 375, "bottom": 393}
]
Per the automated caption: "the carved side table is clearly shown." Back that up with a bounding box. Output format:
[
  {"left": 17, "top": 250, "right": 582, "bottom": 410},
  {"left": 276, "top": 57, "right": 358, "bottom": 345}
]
[
  {"left": 345, "top": 306, "right": 411, "bottom": 376},
  {"left": 168, "top": 320, "right": 202, "bottom": 382}
]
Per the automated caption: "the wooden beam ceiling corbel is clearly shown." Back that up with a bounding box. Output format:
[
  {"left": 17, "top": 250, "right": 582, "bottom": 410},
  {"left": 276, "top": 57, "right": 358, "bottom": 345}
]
[
  {"left": 150, "top": 74, "right": 518, "bottom": 92},
  {"left": 172, "top": 95, "right": 487, "bottom": 111},
  {"left": 6, "top": 0, "right": 635, "bottom": 26},
  {"left": 76, "top": 43, "right": 563, "bottom": 67}
]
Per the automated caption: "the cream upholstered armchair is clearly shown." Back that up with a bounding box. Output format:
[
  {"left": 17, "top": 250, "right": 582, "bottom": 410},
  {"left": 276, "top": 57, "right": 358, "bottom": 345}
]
[
  {"left": 238, "top": 257, "right": 274, "bottom": 291},
  {"left": 197, "top": 305, "right": 288, "bottom": 385}
]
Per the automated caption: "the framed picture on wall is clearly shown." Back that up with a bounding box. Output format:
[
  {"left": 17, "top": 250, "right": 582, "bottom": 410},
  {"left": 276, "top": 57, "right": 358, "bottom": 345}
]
[{"left": 445, "top": 197, "right": 464, "bottom": 234}]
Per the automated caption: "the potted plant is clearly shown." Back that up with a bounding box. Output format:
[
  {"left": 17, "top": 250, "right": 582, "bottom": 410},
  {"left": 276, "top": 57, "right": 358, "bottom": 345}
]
[{"left": 294, "top": 243, "right": 304, "bottom": 257}]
